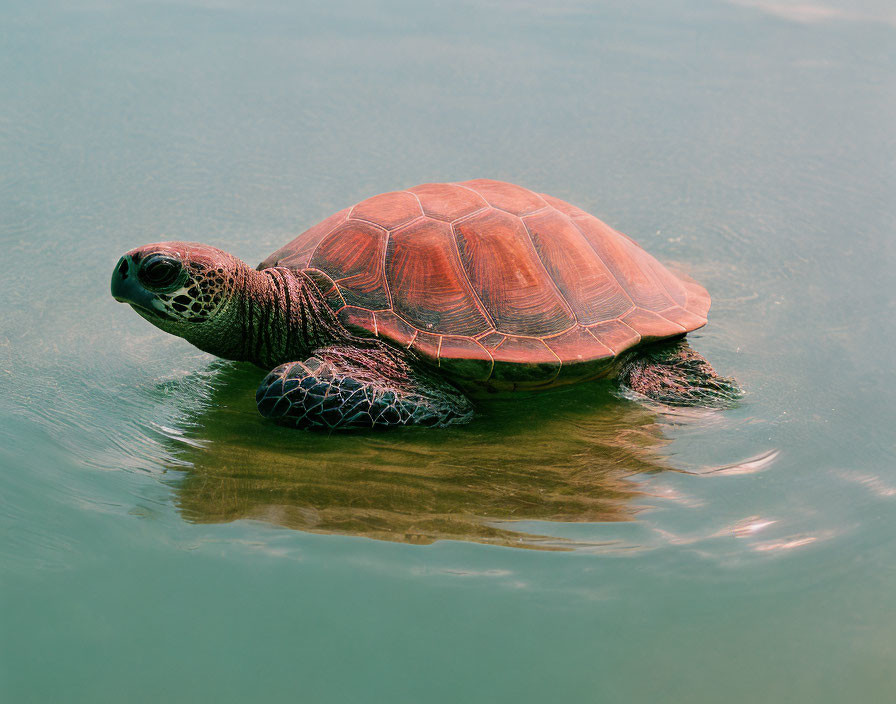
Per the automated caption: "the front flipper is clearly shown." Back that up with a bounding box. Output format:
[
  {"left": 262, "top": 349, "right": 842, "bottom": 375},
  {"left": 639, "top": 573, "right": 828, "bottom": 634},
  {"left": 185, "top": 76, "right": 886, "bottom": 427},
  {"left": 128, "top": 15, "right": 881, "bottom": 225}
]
[
  {"left": 255, "top": 346, "right": 474, "bottom": 430},
  {"left": 620, "top": 339, "right": 742, "bottom": 408}
]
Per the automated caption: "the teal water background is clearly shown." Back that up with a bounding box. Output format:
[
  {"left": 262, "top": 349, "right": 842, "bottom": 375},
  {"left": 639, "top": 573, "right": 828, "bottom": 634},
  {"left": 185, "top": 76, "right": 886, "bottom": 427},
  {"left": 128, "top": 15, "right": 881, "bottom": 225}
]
[{"left": 2, "top": 0, "right": 895, "bottom": 701}]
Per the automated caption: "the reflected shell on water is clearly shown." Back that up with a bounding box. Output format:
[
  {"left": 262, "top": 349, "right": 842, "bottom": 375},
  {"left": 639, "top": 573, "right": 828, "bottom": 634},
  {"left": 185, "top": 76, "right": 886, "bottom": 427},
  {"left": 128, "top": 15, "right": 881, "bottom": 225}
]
[{"left": 163, "top": 363, "right": 674, "bottom": 549}]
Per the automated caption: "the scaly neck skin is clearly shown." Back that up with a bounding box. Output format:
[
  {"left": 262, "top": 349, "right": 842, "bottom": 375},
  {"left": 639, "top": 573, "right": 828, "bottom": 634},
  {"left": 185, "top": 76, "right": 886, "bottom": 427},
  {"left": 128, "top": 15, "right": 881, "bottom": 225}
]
[{"left": 191, "top": 264, "right": 350, "bottom": 369}]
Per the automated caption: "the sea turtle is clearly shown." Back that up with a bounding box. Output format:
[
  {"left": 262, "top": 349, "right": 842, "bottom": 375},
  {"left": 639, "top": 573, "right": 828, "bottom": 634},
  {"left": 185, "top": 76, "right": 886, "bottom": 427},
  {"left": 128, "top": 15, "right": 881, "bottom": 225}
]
[{"left": 111, "top": 179, "right": 739, "bottom": 430}]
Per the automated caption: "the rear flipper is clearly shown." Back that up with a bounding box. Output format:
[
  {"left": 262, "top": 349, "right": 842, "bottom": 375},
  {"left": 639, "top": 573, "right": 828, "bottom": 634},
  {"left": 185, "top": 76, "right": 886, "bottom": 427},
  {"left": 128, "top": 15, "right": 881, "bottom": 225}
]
[
  {"left": 256, "top": 346, "right": 474, "bottom": 431},
  {"left": 620, "top": 339, "right": 742, "bottom": 408}
]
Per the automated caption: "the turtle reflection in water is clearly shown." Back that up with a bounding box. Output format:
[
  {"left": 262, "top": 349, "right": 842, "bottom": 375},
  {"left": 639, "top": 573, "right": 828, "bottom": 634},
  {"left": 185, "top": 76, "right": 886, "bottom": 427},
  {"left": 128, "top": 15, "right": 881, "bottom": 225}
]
[
  {"left": 112, "top": 180, "right": 740, "bottom": 431},
  {"left": 166, "top": 363, "right": 674, "bottom": 549}
]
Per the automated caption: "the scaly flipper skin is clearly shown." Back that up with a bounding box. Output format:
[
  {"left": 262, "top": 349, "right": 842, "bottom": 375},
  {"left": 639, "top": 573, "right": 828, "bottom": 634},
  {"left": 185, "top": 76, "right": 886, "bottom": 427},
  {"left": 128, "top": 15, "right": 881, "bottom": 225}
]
[
  {"left": 620, "top": 339, "right": 742, "bottom": 408},
  {"left": 255, "top": 346, "right": 474, "bottom": 430}
]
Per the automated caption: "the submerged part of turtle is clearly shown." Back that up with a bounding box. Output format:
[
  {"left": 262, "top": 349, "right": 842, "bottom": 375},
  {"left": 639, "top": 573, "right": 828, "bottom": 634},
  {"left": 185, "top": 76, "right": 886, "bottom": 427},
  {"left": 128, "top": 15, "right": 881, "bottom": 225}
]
[{"left": 111, "top": 179, "right": 740, "bottom": 430}]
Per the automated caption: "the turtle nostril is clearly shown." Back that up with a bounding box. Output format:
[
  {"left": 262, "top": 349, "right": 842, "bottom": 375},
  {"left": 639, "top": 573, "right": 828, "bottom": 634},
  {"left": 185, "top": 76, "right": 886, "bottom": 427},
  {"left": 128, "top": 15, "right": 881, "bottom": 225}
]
[{"left": 117, "top": 257, "right": 129, "bottom": 279}]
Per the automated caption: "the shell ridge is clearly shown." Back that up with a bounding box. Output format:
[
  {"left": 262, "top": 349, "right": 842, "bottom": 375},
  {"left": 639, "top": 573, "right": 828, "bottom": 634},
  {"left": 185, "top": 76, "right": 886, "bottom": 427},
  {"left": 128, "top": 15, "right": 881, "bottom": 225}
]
[
  {"left": 459, "top": 179, "right": 551, "bottom": 215},
  {"left": 287, "top": 210, "right": 349, "bottom": 271},
  {"left": 474, "top": 324, "right": 586, "bottom": 342},
  {"left": 581, "top": 327, "right": 616, "bottom": 356},
  {"left": 450, "top": 181, "right": 522, "bottom": 216},
  {"left": 403, "top": 189, "right": 425, "bottom": 211},
  {"left": 380, "top": 228, "right": 394, "bottom": 311},
  {"left": 450, "top": 206, "right": 491, "bottom": 225},
  {"left": 307, "top": 218, "right": 384, "bottom": 276},
  {"left": 519, "top": 323, "right": 578, "bottom": 341},
  {"left": 386, "top": 217, "right": 493, "bottom": 337},
  {"left": 617, "top": 319, "right": 643, "bottom": 342},
  {"left": 653, "top": 310, "right": 688, "bottom": 332},
  {"left": 520, "top": 214, "right": 580, "bottom": 326},
  {"left": 345, "top": 216, "right": 393, "bottom": 230},
  {"left": 566, "top": 215, "right": 636, "bottom": 311},
  {"left": 646, "top": 258, "right": 690, "bottom": 310},
  {"left": 453, "top": 208, "right": 576, "bottom": 337},
  {"left": 448, "top": 221, "right": 498, "bottom": 331},
  {"left": 451, "top": 181, "right": 489, "bottom": 200},
  {"left": 615, "top": 236, "right": 678, "bottom": 311}
]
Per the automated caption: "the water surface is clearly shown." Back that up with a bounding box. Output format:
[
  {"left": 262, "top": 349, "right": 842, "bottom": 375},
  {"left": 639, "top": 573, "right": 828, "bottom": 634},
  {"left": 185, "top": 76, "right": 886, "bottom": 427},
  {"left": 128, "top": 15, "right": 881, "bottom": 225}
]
[{"left": 2, "top": 0, "right": 895, "bottom": 701}]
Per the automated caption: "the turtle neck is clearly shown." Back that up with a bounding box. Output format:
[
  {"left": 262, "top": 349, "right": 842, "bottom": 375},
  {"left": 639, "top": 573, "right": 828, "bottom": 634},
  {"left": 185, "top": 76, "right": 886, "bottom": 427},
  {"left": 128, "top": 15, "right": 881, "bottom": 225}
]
[
  {"left": 178, "top": 261, "right": 348, "bottom": 369},
  {"left": 230, "top": 266, "right": 344, "bottom": 369}
]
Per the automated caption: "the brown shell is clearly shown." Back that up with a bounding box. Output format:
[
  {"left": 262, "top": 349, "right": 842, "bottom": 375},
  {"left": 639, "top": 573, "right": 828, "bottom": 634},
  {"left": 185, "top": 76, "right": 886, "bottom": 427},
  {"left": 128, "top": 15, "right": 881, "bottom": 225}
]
[{"left": 259, "top": 180, "right": 710, "bottom": 389}]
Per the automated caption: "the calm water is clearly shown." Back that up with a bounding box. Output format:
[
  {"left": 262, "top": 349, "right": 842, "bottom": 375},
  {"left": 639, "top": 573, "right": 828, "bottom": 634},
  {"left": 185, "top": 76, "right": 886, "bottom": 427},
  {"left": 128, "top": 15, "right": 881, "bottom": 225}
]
[{"left": 2, "top": 0, "right": 895, "bottom": 701}]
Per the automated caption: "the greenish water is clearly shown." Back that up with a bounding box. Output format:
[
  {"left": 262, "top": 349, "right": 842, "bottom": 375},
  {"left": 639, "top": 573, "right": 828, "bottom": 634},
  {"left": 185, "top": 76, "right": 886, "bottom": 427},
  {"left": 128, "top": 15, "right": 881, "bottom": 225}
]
[{"left": 2, "top": 0, "right": 894, "bottom": 701}]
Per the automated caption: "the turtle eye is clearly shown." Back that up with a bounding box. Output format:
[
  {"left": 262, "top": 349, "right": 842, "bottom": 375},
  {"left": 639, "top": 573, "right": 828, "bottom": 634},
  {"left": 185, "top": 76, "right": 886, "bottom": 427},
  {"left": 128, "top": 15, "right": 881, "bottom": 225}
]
[{"left": 138, "top": 254, "right": 182, "bottom": 290}]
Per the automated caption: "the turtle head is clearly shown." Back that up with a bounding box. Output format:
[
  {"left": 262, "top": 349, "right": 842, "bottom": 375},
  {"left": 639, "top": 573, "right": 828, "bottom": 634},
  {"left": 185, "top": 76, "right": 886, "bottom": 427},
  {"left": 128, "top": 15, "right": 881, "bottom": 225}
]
[{"left": 112, "top": 242, "right": 247, "bottom": 353}]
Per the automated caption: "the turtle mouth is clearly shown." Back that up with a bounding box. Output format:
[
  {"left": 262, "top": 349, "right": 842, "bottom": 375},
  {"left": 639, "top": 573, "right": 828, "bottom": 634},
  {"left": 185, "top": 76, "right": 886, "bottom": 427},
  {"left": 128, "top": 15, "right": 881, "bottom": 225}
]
[{"left": 129, "top": 302, "right": 175, "bottom": 322}]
